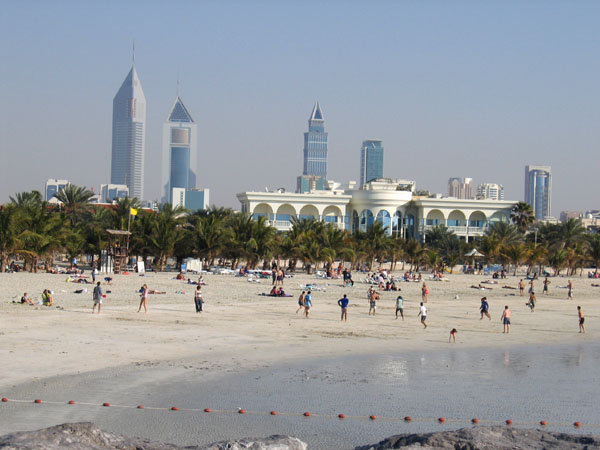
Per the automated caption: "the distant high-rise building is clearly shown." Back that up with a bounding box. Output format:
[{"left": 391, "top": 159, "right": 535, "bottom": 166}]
[
  {"left": 161, "top": 95, "right": 197, "bottom": 203},
  {"left": 360, "top": 140, "right": 384, "bottom": 186},
  {"left": 110, "top": 62, "right": 146, "bottom": 200},
  {"left": 447, "top": 177, "right": 474, "bottom": 199},
  {"left": 524, "top": 165, "right": 552, "bottom": 219},
  {"left": 45, "top": 179, "right": 69, "bottom": 202},
  {"left": 302, "top": 102, "right": 328, "bottom": 179},
  {"left": 476, "top": 183, "right": 504, "bottom": 201},
  {"left": 171, "top": 188, "right": 209, "bottom": 211},
  {"left": 100, "top": 184, "right": 129, "bottom": 203}
]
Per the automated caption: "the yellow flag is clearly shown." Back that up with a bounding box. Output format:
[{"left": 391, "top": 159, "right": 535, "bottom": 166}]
[{"left": 130, "top": 208, "right": 138, "bottom": 216}]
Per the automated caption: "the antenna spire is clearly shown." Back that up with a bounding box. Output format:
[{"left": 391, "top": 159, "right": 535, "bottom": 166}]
[
  {"left": 132, "top": 39, "right": 136, "bottom": 67},
  {"left": 176, "top": 71, "right": 180, "bottom": 97}
]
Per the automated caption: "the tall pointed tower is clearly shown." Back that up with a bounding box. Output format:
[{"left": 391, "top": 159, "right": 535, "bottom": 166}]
[
  {"left": 110, "top": 64, "right": 146, "bottom": 200},
  {"left": 302, "top": 102, "right": 328, "bottom": 179},
  {"left": 161, "top": 96, "right": 197, "bottom": 203}
]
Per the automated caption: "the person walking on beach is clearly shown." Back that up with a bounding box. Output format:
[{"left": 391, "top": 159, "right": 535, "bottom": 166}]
[
  {"left": 449, "top": 328, "right": 457, "bottom": 343},
  {"left": 568, "top": 280, "right": 573, "bottom": 299},
  {"left": 296, "top": 291, "right": 306, "bottom": 314},
  {"left": 480, "top": 297, "right": 491, "bottom": 320},
  {"left": 92, "top": 281, "right": 103, "bottom": 314},
  {"left": 418, "top": 302, "right": 427, "bottom": 329},
  {"left": 368, "top": 290, "right": 378, "bottom": 315},
  {"left": 501, "top": 305, "right": 511, "bottom": 333},
  {"left": 577, "top": 306, "right": 585, "bottom": 333},
  {"left": 527, "top": 291, "right": 536, "bottom": 312},
  {"left": 529, "top": 279, "right": 534, "bottom": 294},
  {"left": 304, "top": 291, "right": 312, "bottom": 318},
  {"left": 395, "top": 294, "right": 404, "bottom": 320},
  {"left": 194, "top": 285, "right": 203, "bottom": 313},
  {"left": 338, "top": 294, "right": 349, "bottom": 322},
  {"left": 519, "top": 279, "right": 525, "bottom": 296},
  {"left": 543, "top": 277, "right": 550, "bottom": 295},
  {"left": 271, "top": 267, "right": 277, "bottom": 285},
  {"left": 138, "top": 284, "right": 148, "bottom": 313},
  {"left": 421, "top": 282, "right": 429, "bottom": 303}
]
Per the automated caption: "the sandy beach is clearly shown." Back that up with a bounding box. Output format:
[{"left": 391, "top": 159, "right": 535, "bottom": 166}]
[{"left": 1, "top": 269, "right": 598, "bottom": 447}]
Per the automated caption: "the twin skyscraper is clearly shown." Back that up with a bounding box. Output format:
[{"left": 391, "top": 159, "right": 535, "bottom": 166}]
[{"left": 109, "top": 60, "right": 200, "bottom": 206}]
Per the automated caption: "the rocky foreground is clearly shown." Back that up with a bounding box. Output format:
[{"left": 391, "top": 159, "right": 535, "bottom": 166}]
[{"left": 1, "top": 423, "right": 599, "bottom": 449}]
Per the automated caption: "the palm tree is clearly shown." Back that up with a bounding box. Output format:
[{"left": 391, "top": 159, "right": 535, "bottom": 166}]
[
  {"left": 148, "top": 203, "right": 186, "bottom": 271},
  {"left": 549, "top": 248, "right": 568, "bottom": 276},
  {"left": 111, "top": 197, "right": 141, "bottom": 230},
  {"left": 486, "top": 221, "right": 522, "bottom": 246},
  {"left": 510, "top": 201, "right": 535, "bottom": 233},
  {"left": 557, "top": 218, "right": 586, "bottom": 250},
  {"left": 0, "top": 205, "right": 19, "bottom": 272},
  {"left": 403, "top": 238, "right": 425, "bottom": 272},
  {"left": 54, "top": 184, "right": 95, "bottom": 226},
  {"left": 585, "top": 234, "right": 600, "bottom": 275},
  {"left": 190, "top": 210, "right": 231, "bottom": 266},
  {"left": 501, "top": 243, "right": 530, "bottom": 276},
  {"left": 360, "top": 221, "right": 388, "bottom": 269}
]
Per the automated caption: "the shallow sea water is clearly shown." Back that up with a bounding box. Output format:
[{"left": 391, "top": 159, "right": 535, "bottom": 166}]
[{"left": 2, "top": 342, "right": 599, "bottom": 449}]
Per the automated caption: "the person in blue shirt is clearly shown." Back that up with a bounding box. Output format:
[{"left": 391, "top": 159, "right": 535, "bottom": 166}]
[
  {"left": 338, "top": 294, "right": 349, "bottom": 322},
  {"left": 304, "top": 291, "right": 312, "bottom": 318},
  {"left": 480, "top": 297, "right": 491, "bottom": 320}
]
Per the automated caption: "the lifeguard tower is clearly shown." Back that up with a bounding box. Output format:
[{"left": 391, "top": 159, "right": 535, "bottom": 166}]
[{"left": 103, "top": 230, "right": 131, "bottom": 274}]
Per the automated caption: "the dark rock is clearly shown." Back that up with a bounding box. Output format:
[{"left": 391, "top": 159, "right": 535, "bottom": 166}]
[
  {"left": 354, "top": 426, "right": 600, "bottom": 450},
  {"left": 0, "top": 422, "right": 307, "bottom": 450}
]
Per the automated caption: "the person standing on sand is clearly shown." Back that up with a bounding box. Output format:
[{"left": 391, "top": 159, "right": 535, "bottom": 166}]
[
  {"left": 194, "top": 285, "right": 203, "bottom": 313},
  {"left": 338, "top": 294, "right": 349, "bottom": 322},
  {"left": 543, "top": 277, "right": 550, "bottom": 295},
  {"left": 92, "top": 282, "right": 103, "bottom": 314},
  {"left": 577, "top": 306, "right": 585, "bottom": 333},
  {"left": 395, "top": 294, "right": 404, "bottom": 320},
  {"left": 449, "top": 328, "right": 457, "bottom": 343},
  {"left": 138, "top": 284, "right": 148, "bottom": 313},
  {"left": 529, "top": 279, "right": 534, "bottom": 294},
  {"left": 303, "top": 291, "right": 312, "bottom": 318},
  {"left": 369, "top": 290, "right": 378, "bottom": 315},
  {"left": 501, "top": 305, "right": 511, "bottom": 333},
  {"left": 480, "top": 297, "right": 491, "bottom": 320},
  {"left": 271, "top": 267, "right": 277, "bottom": 285},
  {"left": 418, "top": 302, "right": 427, "bottom": 329},
  {"left": 519, "top": 279, "right": 525, "bottom": 296},
  {"left": 527, "top": 291, "right": 536, "bottom": 312},
  {"left": 296, "top": 291, "right": 306, "bottom": 314},
  {"left": 421, "top": 282, "right": 429, "bottom": 303},
  {"left": 568, "top": 280, "right": 573, "bottom": 299}
]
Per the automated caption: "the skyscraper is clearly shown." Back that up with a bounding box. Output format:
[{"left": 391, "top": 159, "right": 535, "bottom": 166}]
[
  {"left": 360, "top": 140, "right": 384, "bottom": 186},
  {"left": 161, "top": 95, "right": 197, "bottom": 203},
  {"left": 476, "top": 183, "right": 504, "bottom": 201},
  {"left": 524, "top": 165, "right": 552, "bottom": 219},
  {"left": 448, "top": 177, "right": 474, "bottom": 199},
  {"left": 303, "top": 102, "right": 328, "bottom": 179},
  {"left": 110, "top": 63, "right": 146, "bottom": 200}
]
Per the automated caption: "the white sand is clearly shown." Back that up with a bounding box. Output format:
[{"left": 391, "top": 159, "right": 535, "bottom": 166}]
[{"left": 0, "top": 270, "right": 597, "bottom": 390}]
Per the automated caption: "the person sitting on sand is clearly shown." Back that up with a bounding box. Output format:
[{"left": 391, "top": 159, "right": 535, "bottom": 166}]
[
  {"left": 104, "top": 277, "right": 113, "bottom": 285},
  {"left": 449, "top": 328, "right": 457, "bottom": 343},
  {"left": 20, "top": 293, "right": 34, "bottom": 305},
  {"left": 42, "top": 289, "right": 53, "bottom": 306},
  {"left": 269, "top": 286, "right": 278, "bottom": 296}
]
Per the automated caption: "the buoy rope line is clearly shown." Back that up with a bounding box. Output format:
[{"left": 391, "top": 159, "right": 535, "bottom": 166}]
[{"left": 0, "top": 397, "right": 593, "bottom": 429}]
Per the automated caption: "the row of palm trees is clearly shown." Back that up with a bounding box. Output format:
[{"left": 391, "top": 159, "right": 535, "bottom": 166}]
[{"left": 1, "top": 186, "right": 598, "bottom": 276}]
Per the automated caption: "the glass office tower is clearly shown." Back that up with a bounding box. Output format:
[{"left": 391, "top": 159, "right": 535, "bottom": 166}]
[
  {"left": 360, "top": 140, "right": 384, "bottom": 186},
  {"left": 524, "top": 165, "right": 552, "bottom": 219},
  {"left": 303, "top": 102, "right": 328, "bottom": 179},
  {"left": 110, "top": 65, "right": 146, "bottom": 200},
  {"left": 162, "top": 96, "right": 197, "bottom": 203}
]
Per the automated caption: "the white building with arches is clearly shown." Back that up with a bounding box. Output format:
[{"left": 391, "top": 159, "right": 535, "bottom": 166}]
[{"left": 237, "top": 179, "right": 516, "bottom": 242}]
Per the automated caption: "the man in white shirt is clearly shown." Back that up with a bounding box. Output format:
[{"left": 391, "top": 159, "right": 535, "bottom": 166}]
[{"left": 418, "top": 302, "right": 427, "bottom": 329}]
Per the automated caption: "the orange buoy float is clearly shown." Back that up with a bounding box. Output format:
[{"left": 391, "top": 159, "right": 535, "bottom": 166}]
[
  {"left": 68, "top": 400, "right": 76, "bottom": 405},
  {"left": 171, "top": 406, "right": 179, "bottom": 411},
  {"left": 540, "top": 420, "right": 547, "bottom": 426},
  {"left": 238, "top": 409, "right": 245, "bottom": 414},
  {"left": 137, "top": 405, "right": 145, "bottom": 409},
  {"left": 270, "top": 411, "right": 277, "bottom": 415},
  {"left": 204, "top": 408, "right": 211, "bottom": 413},
  {"left": 505, "top": 419, "right": 512, "bottom": 425},
  {"left": 34, "top": 399, "right": 42, "bottom": 404},
  {"left": 404, "top": 416, "right": 412, "bottom": 422},
  {"left": 303, "top": 412, "right": 311, "bottom": 417},
  {"left": 574, "top": 422, "right": 581, "bottom": 428},
  {"left": 438, "top": 417, "right": 445, "bottom": 423},
  {"left": 471, "top": 418, "right": 479, "bottom": 424},
  {"left": 338, "top": 413, "right": 345, "bottom": 419},
  {"left": 102, "top": 402, "right": 110, "bottom": 407}
]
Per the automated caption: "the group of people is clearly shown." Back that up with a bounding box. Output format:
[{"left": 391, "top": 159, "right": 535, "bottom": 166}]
[
  {"left": 296, "top": 291, "right": 313, "bottom": 317},
  {"left": 271, "top": 265, "right": 286, "bottom": 286}
]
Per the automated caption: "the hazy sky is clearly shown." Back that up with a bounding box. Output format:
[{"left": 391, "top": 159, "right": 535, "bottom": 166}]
[{"left": 1, "top": 0, "right": 599, "bottom": 214}]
